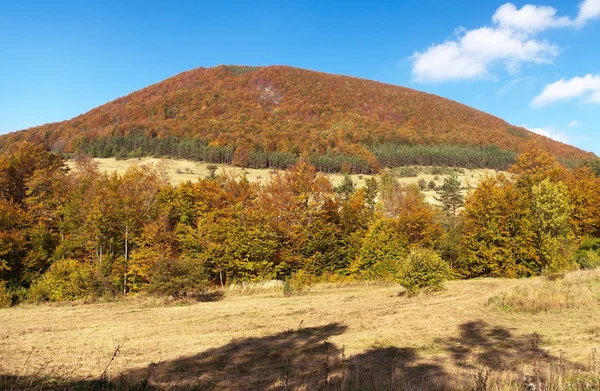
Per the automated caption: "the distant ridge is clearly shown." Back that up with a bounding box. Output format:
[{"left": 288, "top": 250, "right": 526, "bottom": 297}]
[{"left": 0, "top": 65, "right": 594, "bottom": 172}]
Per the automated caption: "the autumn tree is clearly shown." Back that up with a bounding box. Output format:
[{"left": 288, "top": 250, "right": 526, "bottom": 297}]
[
  {"left": 510, "top": 146, "right": 564, "bottom": 189},
  {"left": 458, "top": 175, "right": 537, "bottom": 278},
  {"left": 338, "top": 188, "right": 375, "bottom": 265},
  {"left": 0, "top": 200, "right": 30, "bottom": 287},
  {"left": 378, "top": 169, "right": 442, "bottom": 248},
  {"left": 531, "top": 179, "right": 577, "bottom": 275},
  {"left": 565, "top": 167, "right": 600, "bottom": 238},
  {"left": 0, "top": 142, "right": 65, "bottom": 204},
  {"left": 113, "top": 165, "right": 166, "bottom": 292},
  {"left": 0, "top": 143, "right": 67, "bottom": 290},
  {"left": 255, "top": 162, "right": 349, "bottom": 276},
  {"left": 349, "top": 219, "right": 401, "bottom": 279}
]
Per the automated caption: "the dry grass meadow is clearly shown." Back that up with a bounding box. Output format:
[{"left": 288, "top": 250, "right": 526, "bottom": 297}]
[
  {"left": 65, "top": 158, "right": 502, "bottom": 204},
  {"left": 2, "top": 270, "right": 600, "bottom": 390}
]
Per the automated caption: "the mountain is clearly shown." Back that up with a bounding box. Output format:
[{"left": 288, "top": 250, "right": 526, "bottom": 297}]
[{"left": 0, "top": 65, "right": 594, "bottom": 172}]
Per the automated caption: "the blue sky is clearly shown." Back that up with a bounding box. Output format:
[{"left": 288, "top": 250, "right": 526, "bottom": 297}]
[{"left": 1, "top": 0, "right": 599, "bottom": 154}]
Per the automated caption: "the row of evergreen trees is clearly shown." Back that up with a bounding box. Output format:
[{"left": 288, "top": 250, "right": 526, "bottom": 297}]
[
  {"left": 76, "top": 135, "right": 519, "bottom": 172},
  {"left": 307, "top": 153, "right": 372, "bottom": 174},
  {"left": 369, "top": 144, "right": 516, "bottom": 170},
  {"left": 78, "top": 135, "right": 235, "bottom": 164}
]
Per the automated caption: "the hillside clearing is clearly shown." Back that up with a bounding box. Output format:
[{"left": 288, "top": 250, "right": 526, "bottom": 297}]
[
  {"left": 66, "top": 157, "right": 502, "bottom": 204},
  {"left": 1, "top": 270, "right": 599, "bottom": 389}
]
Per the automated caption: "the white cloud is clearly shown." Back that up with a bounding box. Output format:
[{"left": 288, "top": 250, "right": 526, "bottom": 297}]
[
  {"left": 522, "top": 124, "right": 569, "bottom": 143},
  {"left": 412, "top": 0, "right": 600, "bottom": 83},
  {"left": 568, "top": 120, "right": 581, "bottom": 127},
  {"left": 492, "top": 3, "right": 572, "bottom": 33},
  {"left": 531, "top": 74, "right": 600, "bottom": 107},
  {"left": 590, "top": 90, "right": 600, "bottom": 103},
  {"left": 412, "top": 28, "right": 557, "bottom": 82},
  {"left": 577, "top": 0, "right": 600, "bottom": 23}
]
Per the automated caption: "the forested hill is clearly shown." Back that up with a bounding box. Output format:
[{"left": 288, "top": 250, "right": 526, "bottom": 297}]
[{"left": 0, "top": 65, "right": 594, "bottom": 172}]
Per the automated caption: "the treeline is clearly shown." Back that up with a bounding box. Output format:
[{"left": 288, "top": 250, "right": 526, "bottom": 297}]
[
  {"left": 76, "top": 134, "right": 517, "bottom": 173},
  {"left": 1, "top": 142, "right": 600, "bottom": 306},
  {"left": 78, "top": 135, "right": 295, "bottom": 169},
  {"left": 370, "top": 144, "right": 516, "bottom": 170}
]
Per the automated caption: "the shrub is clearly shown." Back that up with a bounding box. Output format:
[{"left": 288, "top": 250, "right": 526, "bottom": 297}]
[
  {"left": 394, "top": 166, "right": 418, "bottom": 177},
  {"left": 574, "top": 250, "right": 600, "bottom": 270},
  {"left": 148, "top": 257, "right": 208, "bottom": 299},
  {"left": 0, "top": 281, "right": 12, "bottom": 308},
  {"left": 398, "top": 249, "right": 450, "bottom": 296},
  {"left": 289, "top": 269, "right": 314, "bottom": 291},
  {"left": 417, "top": 178, "right": 427, "bottom": 190},
  {"left": 429, "top": 167, "right": 445, "bottom": 175},
  {"left": 579, "top": 236, "right": 600, "bottom": 252},
  {"left": 427, "top": 166, "right": 465, "bottom": 176},
  {"left": 574, "top": 237, "right": 600, "bottom": 269},
  {"left": 363, "top": 258, "right": 403, "bottom": 282},
  {"left": 28, "top": 259, "right": 103, "bottom": 302}
]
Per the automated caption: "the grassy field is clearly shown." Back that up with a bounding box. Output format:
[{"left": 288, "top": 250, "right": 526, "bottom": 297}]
[
  {"left": 65, "top": 158, "right": 502, "bottom": 204},
  {"left": 2, "top": 270, "right": 599, "bottom": 390}
]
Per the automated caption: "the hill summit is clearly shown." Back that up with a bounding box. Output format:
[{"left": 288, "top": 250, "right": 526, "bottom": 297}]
[{"left": 0, "top": 65, "right": 593, "bottom": 172}]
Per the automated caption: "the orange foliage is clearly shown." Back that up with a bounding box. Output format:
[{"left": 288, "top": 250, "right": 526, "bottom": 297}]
[
  {"left": 0, "top": 66, "right": 592, "bottom": 166},
  {"left": 565, "top": 167, "right": 600, "bottom": 237},
  {"left": 510, "top": 146, "right": 565, "bottom": 188}
]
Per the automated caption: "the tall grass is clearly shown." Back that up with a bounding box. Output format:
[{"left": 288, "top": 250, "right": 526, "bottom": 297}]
[
  {"left": 488, "top": 269, "right": 600, "bottom": 314},
  {"left": 223, "top": 280, "right": 284, "bottom": 296}
]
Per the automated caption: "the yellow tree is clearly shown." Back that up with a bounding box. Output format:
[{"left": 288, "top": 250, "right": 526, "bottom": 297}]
[
  {"left": 459, "top": 174, "right": 538, "bottom": 278},
  {"left": 115, "top": 165, "right": 164, "bottom": 293},
  {"left": 378, "top": 169, "right": 442, "bottom": 248},
  {"left": 565, "top": 167, "right": 600, "bottom": 238},
  {"left": 509, "top": 146, "right": 564, "bottom": 189},
  {"left": 531, "top": 179, "right": 577, "bottom": 275}
]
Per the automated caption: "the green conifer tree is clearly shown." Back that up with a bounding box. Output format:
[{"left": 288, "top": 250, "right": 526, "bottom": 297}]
[
  {"left": 436, "top": 174, "right": 464, "bottom": 215},
  {"left": 335, "top": 174, "right": 356, "bottom": 200}
]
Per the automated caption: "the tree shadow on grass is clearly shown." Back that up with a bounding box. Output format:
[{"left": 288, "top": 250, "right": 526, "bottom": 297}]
[
  {"left": 436, "top": 320, "right": 583, "bottom": 373},
  {"left": 122, "top": 323, "right": 349, "bottom": 390},
  {"left": 120, "top": 323, "right": 447, "bottom": 390},
  {"left": 1, "top": 320, "right": 590, "bottom": 390},
  {"left": 194, "top": 290, "right": 224, "bottom": 302},
  {"left": 342, "top": 346, "right": 449, "bottom": 390}
]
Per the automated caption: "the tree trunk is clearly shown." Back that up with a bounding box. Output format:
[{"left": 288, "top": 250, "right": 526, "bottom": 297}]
[{"left": 123, "top": 226, "right": 128, "bottom": 294}]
